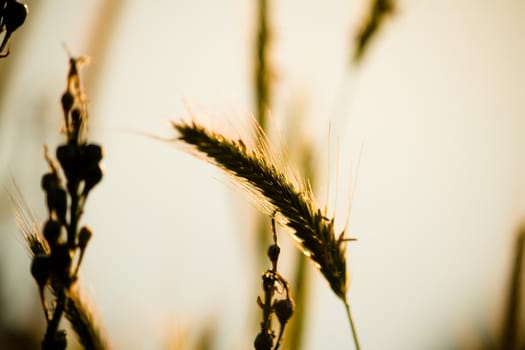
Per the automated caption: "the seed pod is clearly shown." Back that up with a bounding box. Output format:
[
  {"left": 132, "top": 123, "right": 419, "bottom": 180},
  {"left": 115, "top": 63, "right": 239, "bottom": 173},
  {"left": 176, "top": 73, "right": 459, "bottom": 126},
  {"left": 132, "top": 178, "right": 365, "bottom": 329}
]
[
  {"left": 50, "top": 244, "right": 73, "bottom": 283},
  {"left": 41, "top": 172, "right": 67, "bottom": 221},
  {"left": 273, "top": 298, "right": 295, "bottom": 325},
  {"left": 254, "top": 330, "right": 273, "bottom": 350},
  {"left": 267, "top": 244, "right": 280, "bottom": 264},
  {"left": 3, "top": 1, "right": 28, "bottom": 33},
  {"left": 61, "top": 91, "right": 74, "bottom": 115},
  {"left": 43, "top": 219, "right": 62, "bottom": 247},
  {"left": 41, "top": 173, "right": 59, "bottom": 192},
  {"left": 31, "top": 254, "right": 51, "bottom": 287},
  {"left": 47, "top": 187, "right": 67, "bottom": 224},
  {"left": 56, "top": 144, "right": 78, "bottom": 180},
  {"left": 82, "top": 164, "right": 103, "bottom": 195},
  {"left": 84, "top": 143, "right": 103, "bottom": 164},
  {"left": 78, "top": 226, "right": 92, "bottom": 249}
]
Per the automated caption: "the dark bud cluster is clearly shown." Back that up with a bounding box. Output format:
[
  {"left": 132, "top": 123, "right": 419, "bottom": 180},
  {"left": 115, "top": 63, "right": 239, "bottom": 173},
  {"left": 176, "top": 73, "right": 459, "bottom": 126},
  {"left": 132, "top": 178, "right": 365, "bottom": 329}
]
[
  {"left": 273, "top": 298, "right": 294, "bottom": 326},
  {"left": 0, "top": 0, "right": 28, "bottom": 57},
  {"left": 42, "top": 330, "right": 67, "bottom": 350},
  {"left": 41, "top": 171, "right": 67, "bottom": 224},
  {"left": 30, "top": 53, "right": 103, "bottom": 349},
  {"left": 31, "top": 254, "right": 51, "bottom": 288},
  {"left": 78, "top": 226, "right": 92, "bottom": 250},
  {"left": 254, "top": 216, "right": 295, "bottom": 350},
  {"left": 43, "top": 219, "right": 61, "bottom": 247},
  {"left": 267, "top": 243, "right": 280, "bottom": 268},
  {"left": 254, "top": 330, "right": 274, "bottom": 350},
  {"left": 56, "top": 142, "right": 103, "bottom": 196}
]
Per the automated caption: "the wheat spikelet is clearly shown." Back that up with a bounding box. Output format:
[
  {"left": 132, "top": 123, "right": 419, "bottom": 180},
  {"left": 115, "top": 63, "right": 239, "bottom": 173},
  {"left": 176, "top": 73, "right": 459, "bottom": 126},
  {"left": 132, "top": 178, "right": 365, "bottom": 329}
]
[{"left": 172, "top": 120, "right": 349, "bottom": 300}]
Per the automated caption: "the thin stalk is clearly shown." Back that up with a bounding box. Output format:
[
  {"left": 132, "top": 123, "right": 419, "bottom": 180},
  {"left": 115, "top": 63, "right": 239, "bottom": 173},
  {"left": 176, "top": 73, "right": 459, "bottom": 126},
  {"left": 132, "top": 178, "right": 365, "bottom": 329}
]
[
  {"left": 253, "top": 0, "right": 272, "bottom": 331},
  {"left": 501, "top": 228, "right": 524, "bottom": 349},
  {"left": 261, "top": 281, "right": 274, "bottom": 332},
  {"left": 273, "top": 325, "right": 285, "bottom": 350},
  {"left": 254, "top": 0, "right": 271, "bottom": 131},
  {"left": 284, "top": 142, "right": 315, "bottom": 350},
  {"left": 343, "top": 299, "right": 361, "bottom": 350},
  {"left": 284, "top": 254, "right": 308, "bottom": 350},
  {"left": 67, "top": 179, "right": 79, "bottom": 248},
  {"left": 352, "top": 0, "right": 395, "bottom": 64},
  {"left": 43, "top": 289, "right": 67, "bottom": 349},
  {"left": 273, "top": 326, "right": 284, "bottom": 350}
]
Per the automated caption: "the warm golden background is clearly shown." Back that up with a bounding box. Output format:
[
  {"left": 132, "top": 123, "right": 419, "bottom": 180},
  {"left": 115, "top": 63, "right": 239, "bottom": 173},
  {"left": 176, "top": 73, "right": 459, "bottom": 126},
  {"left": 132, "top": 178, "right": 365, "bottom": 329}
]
[{"left": 0, "top": 0, "right": 524, "bottom": 349}]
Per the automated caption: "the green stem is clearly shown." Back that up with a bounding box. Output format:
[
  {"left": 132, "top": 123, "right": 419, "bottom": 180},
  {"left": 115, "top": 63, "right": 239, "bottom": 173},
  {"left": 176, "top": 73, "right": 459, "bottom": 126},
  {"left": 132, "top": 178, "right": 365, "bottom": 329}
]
[{"left": 343, "top": 299, "right": 361, "bottom": 350}]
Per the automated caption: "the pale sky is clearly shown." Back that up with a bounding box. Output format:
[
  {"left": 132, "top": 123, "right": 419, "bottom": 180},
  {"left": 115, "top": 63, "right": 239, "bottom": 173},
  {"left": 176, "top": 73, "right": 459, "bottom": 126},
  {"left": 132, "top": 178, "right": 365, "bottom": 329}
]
[{"left": 1, "top": 1, "right": 524, "bottom": 349}]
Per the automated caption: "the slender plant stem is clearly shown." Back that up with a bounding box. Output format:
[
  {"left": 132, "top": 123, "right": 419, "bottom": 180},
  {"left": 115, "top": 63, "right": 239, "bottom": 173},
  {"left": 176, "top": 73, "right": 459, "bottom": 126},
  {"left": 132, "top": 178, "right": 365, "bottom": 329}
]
[
  {"left": 343, "top": 299, "right": 361, "bottom": 350},
  {"left": 254, "top": 0, "right": 270, "bottom": 131},
  {"left": 501, "top": 228, "right": 524, "bottom": 349},
  {"left": 67, "top": 179, "right": 79, "bottom": 248},
  {"left": 43, "top": 289, "right": 67, "bottom": 349},
  {"left": 285, "top": 255, "right": 307, "bottom": 349},
  {"left": 273, "top": 326, "right": 284, "bottom": 350}
]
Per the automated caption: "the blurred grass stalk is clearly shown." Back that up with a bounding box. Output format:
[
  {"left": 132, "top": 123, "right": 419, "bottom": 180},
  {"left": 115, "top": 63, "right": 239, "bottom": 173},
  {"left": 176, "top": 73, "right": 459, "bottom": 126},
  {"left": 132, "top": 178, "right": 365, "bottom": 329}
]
[
  {"left": 500, "top": 226, "right": 525, "bottom": 349},
  {"left": 252, "top": 1, "right": 312, "bottom": 348},
  {"left": 252, "top": 0, "right": 399, "bottom": 347},
  {"left": 352, "top": 0, "right": 395, "bottom": 64},
  {"left": 254, "top": 0, "right": 270, "bottom": 132},
  {"left": 253, "top": 0, "right": 272, "bottom": 265}
]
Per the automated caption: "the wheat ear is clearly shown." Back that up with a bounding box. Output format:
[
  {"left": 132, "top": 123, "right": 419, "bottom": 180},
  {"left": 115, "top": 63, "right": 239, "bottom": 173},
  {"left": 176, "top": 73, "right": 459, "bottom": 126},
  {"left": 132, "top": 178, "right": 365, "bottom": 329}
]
[
  {"left": 173, "top": 120, "right": 361, "bottom": 348},
  {"left": 173, "top": 120, "right": 349, "bottom": 299}
]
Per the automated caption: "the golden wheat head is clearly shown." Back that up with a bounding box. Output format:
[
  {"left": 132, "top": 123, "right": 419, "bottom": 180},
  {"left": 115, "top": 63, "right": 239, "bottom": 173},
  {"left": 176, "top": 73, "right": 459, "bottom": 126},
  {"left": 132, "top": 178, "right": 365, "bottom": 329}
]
[{"left": 172, "top": 120, "right": 349, "bottom": 300}]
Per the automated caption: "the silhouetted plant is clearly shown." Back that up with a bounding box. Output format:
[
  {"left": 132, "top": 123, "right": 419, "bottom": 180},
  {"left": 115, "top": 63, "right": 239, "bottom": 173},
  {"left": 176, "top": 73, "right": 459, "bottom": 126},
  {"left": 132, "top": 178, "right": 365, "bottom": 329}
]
[
  {"left": 0, "top": 0, "right": 28, "bottom": 57},
  {"left": 254, "top": 214, "right": 294, "bottom": 350},
  {"left": 21, "top": 53, "right": 107, "bottom": 350}
]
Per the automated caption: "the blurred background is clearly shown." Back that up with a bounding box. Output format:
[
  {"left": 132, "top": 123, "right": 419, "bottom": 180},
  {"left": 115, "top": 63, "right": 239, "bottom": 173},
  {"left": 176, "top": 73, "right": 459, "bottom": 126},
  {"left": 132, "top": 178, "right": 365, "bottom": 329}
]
[{"left": 0, "top": 0, "right": 524, "bottom": 349}]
